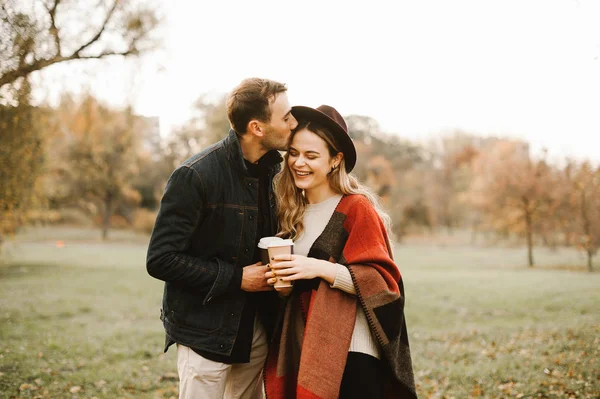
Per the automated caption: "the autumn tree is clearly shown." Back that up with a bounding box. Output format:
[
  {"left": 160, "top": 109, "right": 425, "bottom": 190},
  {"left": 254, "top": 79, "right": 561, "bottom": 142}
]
[
  {"left": 347, "top": 115, "right": 422, "bottom": 180},
  {"left": 564, "top": 162, "right": 600, "bottom": 271},
  {"left": 55, "top": 94, "right": 142, "bottom": 240},
  {"left": 0, "top": 82, "right": 44, "bottom": 243},
  {"left": 193, "top": 94, "right": 230, "bottom": 145},
  {"left": 365, "top": 155, "right": 396, "bottom": 205},
  {"left": 466, "top": 141, "right": 555, "bottom": 267},
  {"left": 346, "top": 115, "right": 426, "bottom": 238},
  {"left": 424, "top": 132, "right": 480, "bottom": 233}
]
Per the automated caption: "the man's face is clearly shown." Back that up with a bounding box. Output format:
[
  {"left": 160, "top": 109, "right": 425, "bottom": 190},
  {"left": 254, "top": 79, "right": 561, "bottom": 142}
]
[{"left": 261, "top": 93, "right": 298, "bottom": 151}]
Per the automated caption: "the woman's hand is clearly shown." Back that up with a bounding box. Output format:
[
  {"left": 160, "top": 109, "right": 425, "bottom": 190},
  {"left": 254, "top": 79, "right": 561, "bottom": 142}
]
[
  {"left": 264, "top": 264, "right": 293, "bottom": 297},
  {"left": 266, "top": 254, "right": 337, "bottom": 285}
]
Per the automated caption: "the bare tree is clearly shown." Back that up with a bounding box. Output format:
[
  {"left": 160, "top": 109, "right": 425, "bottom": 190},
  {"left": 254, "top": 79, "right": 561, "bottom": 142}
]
[{"left": 0, "top": 0, "right": 160, "bottom": 91}]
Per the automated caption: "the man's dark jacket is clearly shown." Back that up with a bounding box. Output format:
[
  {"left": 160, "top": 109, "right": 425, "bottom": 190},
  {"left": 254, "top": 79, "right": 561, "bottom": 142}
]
[{"left": 146, "top": 130, "right": 282, "bottom": 356}]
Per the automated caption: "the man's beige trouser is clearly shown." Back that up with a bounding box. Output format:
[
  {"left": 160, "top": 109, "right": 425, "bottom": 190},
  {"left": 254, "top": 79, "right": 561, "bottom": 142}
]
[{"left": 177, "top": 317, "right": 267, "bottom": 399}]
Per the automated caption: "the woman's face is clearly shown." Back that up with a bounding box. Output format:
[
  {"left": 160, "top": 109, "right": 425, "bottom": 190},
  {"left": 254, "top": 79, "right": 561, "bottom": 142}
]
[{"left": 287, "top": 128, "right": 341, "bottom": 195}]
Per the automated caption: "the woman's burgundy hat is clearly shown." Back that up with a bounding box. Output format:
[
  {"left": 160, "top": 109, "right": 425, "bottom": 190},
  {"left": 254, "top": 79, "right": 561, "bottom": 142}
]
[{"left": 291, "top": 105, "right": 357, "bottom": 172}]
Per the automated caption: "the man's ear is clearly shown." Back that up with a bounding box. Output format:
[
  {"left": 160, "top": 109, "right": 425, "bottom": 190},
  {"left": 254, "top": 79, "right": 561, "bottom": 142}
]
[{"left": 247, "top": 120, "right": 264, "bottom": 138}]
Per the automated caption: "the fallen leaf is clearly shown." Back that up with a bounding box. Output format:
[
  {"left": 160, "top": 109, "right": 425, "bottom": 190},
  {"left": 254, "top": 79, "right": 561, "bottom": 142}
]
[
  {"left": 471, "top": 384, "right": 484, "bottom": 396},
  {"left": 94, "top": 380, "right": 106, "bottom": 388},
  {"left": 19, "top": 383, "right": 33, "bottom": 391},
  {"left": 552, "top": 369, "right": 562, "bottom": 377},
  {"left": 69, "top": 385, "right": 81, "bottom": 393}
]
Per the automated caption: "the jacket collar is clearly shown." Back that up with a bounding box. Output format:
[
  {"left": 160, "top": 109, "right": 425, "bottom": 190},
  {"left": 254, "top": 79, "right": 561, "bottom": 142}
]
[{"left": 224, "top": 129, "right": 283, "bottom": 176}]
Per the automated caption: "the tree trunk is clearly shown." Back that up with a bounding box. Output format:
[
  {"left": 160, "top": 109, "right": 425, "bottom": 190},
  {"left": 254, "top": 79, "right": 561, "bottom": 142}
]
[
  {"left": 524, "top": 204, "right": 534, "bottom": 267},
  {"left": 102, "top": 191, "right": 113, "bottom": 241},
  {"left": 580, "top": 190, "right": 594, "bottom": 272}
]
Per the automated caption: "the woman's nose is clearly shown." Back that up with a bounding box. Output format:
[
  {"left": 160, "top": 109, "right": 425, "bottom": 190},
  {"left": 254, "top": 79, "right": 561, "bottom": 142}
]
[{"left": 293, "top": 156, "right": 306, "bottom": 166}]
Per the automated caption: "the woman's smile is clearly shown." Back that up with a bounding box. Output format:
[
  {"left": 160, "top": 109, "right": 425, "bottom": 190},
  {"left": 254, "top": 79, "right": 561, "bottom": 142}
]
[{"left": 293, "top": 169, "right": 312, "bottom": 178}]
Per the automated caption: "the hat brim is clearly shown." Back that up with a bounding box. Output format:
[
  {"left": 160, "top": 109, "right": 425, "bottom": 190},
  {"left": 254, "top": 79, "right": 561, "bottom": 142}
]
[{"left": 291, "top": 106, "right": 357, "bottom": 172}]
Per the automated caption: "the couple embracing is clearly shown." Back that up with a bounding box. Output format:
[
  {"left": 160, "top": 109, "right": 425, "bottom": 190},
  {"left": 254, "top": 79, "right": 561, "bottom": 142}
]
[{"left": 146, "top": 78, "right": 417, "bottom": 399}]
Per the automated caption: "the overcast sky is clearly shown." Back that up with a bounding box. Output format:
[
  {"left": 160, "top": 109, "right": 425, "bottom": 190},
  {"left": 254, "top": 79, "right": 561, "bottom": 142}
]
[{"left": 36, "top": 0, "right": 600, "bottom": 162}]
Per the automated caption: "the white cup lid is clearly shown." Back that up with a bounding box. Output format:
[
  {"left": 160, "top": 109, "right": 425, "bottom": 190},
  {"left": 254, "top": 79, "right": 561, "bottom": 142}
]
[
  {"left": 258, "top": 236, "right": 283, "bottom": 249},
  {"left": 267, "top": 239, "right": 294, "bottom": 247}
]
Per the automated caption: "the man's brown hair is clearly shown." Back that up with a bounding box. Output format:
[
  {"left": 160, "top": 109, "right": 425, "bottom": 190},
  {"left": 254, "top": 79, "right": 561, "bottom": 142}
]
[{"left": 226, "top": 78, "right": 287, "bottom": 134}]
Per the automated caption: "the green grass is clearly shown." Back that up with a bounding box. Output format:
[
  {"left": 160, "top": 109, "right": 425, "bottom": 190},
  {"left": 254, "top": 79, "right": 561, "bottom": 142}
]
[
  {"left": 398, "top": 240, "right": 599, "bottom": 398},
  {"left": 1, "top": 227, "right": 599, "bottom": 398}
]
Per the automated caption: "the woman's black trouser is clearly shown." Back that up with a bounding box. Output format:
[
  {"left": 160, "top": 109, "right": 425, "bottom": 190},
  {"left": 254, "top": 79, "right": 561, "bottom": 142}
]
[{"left": 339, "top": 352, "right": 384, "bottom": 399}]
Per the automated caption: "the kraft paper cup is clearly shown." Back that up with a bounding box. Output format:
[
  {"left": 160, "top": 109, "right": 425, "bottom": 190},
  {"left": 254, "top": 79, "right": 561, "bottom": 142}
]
[
  {"left": 267, "top": 239, "right": 294, "bottom": 289},
  {"left": 258, "top": 236, "right": 283, "bottom": 265}
]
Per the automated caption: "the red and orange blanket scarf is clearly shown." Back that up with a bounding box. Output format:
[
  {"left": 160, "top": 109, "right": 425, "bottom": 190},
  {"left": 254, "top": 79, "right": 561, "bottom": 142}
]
[{"left": 265, "top": 195, "right": 417, "bottom": 399}]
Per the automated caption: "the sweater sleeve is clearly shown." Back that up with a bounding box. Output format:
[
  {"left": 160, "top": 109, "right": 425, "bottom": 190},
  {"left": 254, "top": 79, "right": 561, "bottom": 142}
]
[{"left": 330, "top": 264, "right": 356, "bottom": 294}]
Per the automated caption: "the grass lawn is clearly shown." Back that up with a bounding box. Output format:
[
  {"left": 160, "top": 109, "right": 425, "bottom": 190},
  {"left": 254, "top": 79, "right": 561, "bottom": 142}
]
[{"left": 1, "top": 226, "right": 599, "bottom": 398}]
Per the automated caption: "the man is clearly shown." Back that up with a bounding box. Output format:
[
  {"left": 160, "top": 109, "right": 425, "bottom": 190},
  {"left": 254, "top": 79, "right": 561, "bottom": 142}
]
[{"left": 146, "top": 78, "right": 298, "bottom": 398}]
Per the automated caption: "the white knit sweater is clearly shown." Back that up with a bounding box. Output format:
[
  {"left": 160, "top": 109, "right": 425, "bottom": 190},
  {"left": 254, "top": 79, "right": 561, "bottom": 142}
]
[{"left": 293, "top": 194, "right": 381, "bottom": 359}]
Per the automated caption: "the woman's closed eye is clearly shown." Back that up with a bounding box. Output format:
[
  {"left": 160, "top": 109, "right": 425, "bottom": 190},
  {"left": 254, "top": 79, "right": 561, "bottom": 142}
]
[{"left": 289, "top": 151, "right": 319, "bottom": 159}]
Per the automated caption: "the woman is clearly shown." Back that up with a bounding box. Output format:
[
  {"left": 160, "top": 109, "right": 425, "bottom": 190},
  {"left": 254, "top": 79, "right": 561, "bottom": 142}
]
[{"left": 264, "top": 105, "right": 417, "bottom": 399}]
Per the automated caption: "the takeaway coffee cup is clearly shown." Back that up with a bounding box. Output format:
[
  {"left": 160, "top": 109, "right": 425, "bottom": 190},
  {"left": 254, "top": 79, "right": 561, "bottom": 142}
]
[
  {"left": 267, "top": 239, "right": 294, "bottom": 290},
  {"left": 257, "top": 236, "right": 283, "bottom": 265}
]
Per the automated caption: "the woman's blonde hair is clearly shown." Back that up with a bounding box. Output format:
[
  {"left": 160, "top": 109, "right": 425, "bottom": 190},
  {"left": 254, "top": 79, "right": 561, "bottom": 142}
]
[{"left": 274, "top": 120, "right": 392, "bottom": 240}]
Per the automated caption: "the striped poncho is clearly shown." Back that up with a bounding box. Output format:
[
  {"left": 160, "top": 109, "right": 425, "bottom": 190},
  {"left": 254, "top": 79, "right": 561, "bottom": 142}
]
[{"left": 265, "top": 194, "right": 417, "bottom": 399}]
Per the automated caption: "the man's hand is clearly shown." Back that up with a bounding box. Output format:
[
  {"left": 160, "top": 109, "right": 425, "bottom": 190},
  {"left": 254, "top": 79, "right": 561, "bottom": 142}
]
[{"left": 241, "top": 262, "right": 273, "bottom": 292}]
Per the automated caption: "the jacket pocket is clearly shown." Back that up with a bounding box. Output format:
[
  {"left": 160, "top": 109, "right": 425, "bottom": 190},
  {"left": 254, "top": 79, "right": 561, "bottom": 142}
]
[{"left": 166, "top": 308, "right": 222, "bottom": 334}]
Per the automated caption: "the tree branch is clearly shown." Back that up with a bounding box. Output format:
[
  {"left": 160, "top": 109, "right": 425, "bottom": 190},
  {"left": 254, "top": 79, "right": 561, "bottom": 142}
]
[
  {"left": 0, "top": 48, "right": 136, "bottom": 88},
  {"left": 73, "top": 0, "right": 120, "bottom": 57},
  {"left": 46, "top": 0, "right": 62, "bottom": 56},
  {"left": 0, "top": 0, "right": 157, "bottom": 90},
  {"left": 77, "top": 48, "right": 136, "bottom": 59}
]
